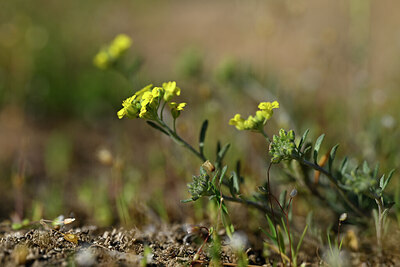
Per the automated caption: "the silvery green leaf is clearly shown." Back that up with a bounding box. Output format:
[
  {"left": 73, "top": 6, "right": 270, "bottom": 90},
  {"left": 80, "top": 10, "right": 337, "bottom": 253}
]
[
  {"left": 328, "top": 144, "right": 339, "bottom": 173},
  {"left": 313, "top": 134, "right": 325, "bottom": 164}
]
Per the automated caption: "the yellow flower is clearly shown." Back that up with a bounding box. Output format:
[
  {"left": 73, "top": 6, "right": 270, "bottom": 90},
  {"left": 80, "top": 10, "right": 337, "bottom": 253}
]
[
  {"left": 169, "top": 102, "right": 187, "bottom": 119},
  {"left": 109, "top": 34, "right": 132, "bottom": 59},
  {"left": 117, "top": 95, "right": 139, "bottom": 119},
  {"left": 229, "top": 114, "right": 246, "bottom": 130},
  {"left": 163, "top": 81, "right": 181, "bottom": 102},
  {"left": 258, "top": 101, "right": 279, "bottom": 110},
  {"left": 229, "top": 101, "right": 280, "bottom": 131},
  {"left": 94, "top": 34, "right": 132, "bottom": 70},
  {"left": 117, "top": 84, "right": 154, "bottom": 119},
  {"left": 93, "top": 50, "right": 109, "bottom": 69},
  {"left": 139, "top": 87, "right": 164, "bottom": 119}
]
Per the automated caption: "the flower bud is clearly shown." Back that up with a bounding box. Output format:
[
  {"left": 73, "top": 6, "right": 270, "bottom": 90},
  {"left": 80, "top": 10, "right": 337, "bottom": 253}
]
[
  {"left": 339, "top": 212, "right": 347, "bottom": 222},
  {"left": 290, "top": 188, "right": 298, "bottom": 198},
  {"left": 202, "top": 160, "right": 215, "bottom": 172}
]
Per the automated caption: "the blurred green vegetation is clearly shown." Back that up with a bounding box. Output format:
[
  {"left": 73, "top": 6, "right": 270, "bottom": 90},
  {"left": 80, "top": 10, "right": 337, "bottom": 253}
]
[{"left": 0, "top": 0, "right": 400, "bottom": 241}]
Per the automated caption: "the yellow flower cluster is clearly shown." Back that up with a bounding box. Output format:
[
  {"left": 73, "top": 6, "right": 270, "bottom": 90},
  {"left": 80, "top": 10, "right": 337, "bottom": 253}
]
[
  {"left": 94, "top": 34, "right": 132, "bottom": 69},
  {"left": 229, "top": 101, "right": 279, "bottom": 131},
  {"left": 117, "top": 82, "right": 186, "bottom": 121}
]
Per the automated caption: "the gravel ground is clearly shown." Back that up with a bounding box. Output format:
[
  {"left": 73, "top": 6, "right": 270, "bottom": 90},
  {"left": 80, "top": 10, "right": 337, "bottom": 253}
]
[{"left": 1, "top": 222, "right": 399, "bottom": 266}]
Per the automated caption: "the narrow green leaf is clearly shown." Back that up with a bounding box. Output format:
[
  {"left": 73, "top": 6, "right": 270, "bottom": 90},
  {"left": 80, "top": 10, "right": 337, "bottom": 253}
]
[
  {"left": 279, "top": 190, "right": 287, "bottom": 210},
  {"left": 298, "top": 129, "right": 310, "bottom": 152},
  {"left": 296, "top": 224, "right": 308, "bottom": 256},
  {"left": 281, "top": 217, "right": 289, "bottom": 237},
  {"left": 146, "top": 121, "right": 170, "bottom": 136},
  {"left": 303, "top": 145, "right": 312, "bottom": 156},
  {"left": 216, "top": 141, "right": 221, "bottom": 155},
  {"left": 362, "top": 161, "right": 370, "bottom": 174},
  {"left": 382, "top": 169, "right": 395, "bottom": 191},
  {"left": 211, "top": 170, "right": 220, "bottom": 185},
  {"left": 260, "top": 228, "right": 276, "bottom": 244},
  {"left": 340, "top": 157, "right": 348, "bottom": 175},
  {"left": 328, "top": 144, "right": 339, "bottom": 173},
  {"left": 379, "top": 174, "right": 385, "bottom": 189},
  {"left": 199, "top": 120, "right": 208, "bottom": 156},
  {"left": 216, "top": 143, "right": 231, "bottom": 169},
  {"left": 327, "top": 229, "right": 333, "bottom": 254},
  {"left": 313, "top": 134, "right": 325, "bottom": 163},
  {"left": 373, "top": 163, "right": 380, "bottom": 179},
  {"left": 219, "top": 165, "right": 228, "bottom": 185},
  {"left": 265, "top": 215, "right": 277, "bottom": 239},
  {"left": 277, "top": 227, "right": 286, "bottom": 254},
  {"left": 236, "top": 160, "right": 241, "bottom": 179},
  {"left": 181, "top": 198, "right": 193, "bottom": 203},
  {"left": 232, "top": 171, "right": 240, "bottom": 194}
]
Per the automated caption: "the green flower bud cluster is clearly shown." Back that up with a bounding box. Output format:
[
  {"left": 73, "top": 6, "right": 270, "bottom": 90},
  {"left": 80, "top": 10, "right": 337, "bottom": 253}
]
[
  {"left": 269, "top": 129, "right": 296, "bottom": 163},
  {"left": 117, "top": 81, "right": 186, "bottom": 121},
  {"left": 342, "top": 167, "right": 377, "bottom": 194},
  {"left": 187, "top": 167, "right": 213, "bottom": 201},
  {"left": 229, "top": 101, "right": 279, "bottom": 131},
  {"left": 94, "top": 34, "right": 132, "bottom": 69}
]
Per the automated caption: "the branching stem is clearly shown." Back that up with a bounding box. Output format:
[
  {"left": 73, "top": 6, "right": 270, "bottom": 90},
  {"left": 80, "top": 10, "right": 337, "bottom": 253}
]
[
  {"left": 293, "top": 155, "right": 366, "bottom": 218},
  {"left": 156, "top": 118, "right": 206, "bottom": 162}
]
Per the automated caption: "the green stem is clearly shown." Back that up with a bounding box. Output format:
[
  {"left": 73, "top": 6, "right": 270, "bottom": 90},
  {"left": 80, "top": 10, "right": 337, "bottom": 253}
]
[
  {"left": 173, "top": 118, "right": 177, "bottom": 133},
  {"left": 156, "top": 118, "right": 206, "bottom": 162},
  {"left": 221, "top": 195, "right": 272, "bottom": 215},
  {"left": 375, "top": 197, "right": 384, "bottom": 255},
  {"left": 293, "top": 155, "right": 366, "bottom": 218},
  {"left": 160, "top": 102, "right": 167, "bottom": 121},
  {"left": 260, "top": 128, "right": 271, "bottom": 143}
]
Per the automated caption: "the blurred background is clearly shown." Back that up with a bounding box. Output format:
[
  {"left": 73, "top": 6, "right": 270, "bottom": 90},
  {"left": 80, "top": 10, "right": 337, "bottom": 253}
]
[{"left": 1, "top": 0, "right": 400, "bottom": 228}]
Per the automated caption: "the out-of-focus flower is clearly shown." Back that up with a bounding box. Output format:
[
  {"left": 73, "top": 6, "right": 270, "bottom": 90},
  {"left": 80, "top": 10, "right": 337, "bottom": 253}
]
[
  {"left": 229, "top": 101, "right": 279, "bottom": 131},
  {"left": 290, "top": 188, "right": 298, "bottom": 198},
  {"left": 97, "top": 148, "right": 114, "bottom": 166},
  {"left": 109, "top": 34, "right": 132, "bottom": 58},
  {"left": 339, "top": 213, "right": 347, "bottom": 222},
  {"left": 93, "top": 50, "right": 109, "bottom": 69},
  {"left": 93, "top": 34, "right": 132, "bottom": 70}
]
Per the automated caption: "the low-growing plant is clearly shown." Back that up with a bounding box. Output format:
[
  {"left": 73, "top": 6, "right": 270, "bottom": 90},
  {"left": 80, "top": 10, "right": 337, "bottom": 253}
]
[
  {"left": 325, "top": 214, "right": 348, "bottom": 267},
  {"left": 117, "top": 79, "right": 396, "bottom": 263}
]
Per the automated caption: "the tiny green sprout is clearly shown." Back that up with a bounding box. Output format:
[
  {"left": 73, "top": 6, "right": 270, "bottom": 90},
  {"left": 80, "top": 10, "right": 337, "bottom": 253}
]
[
  {"left": 269, "top": 129, "right": 296, "bottom": 163},
  {"left": 140, "top": 245, "right": 153, "bottom": 267},
  {"left": 229, "top": 101, "right": 279, "bottom": 131}
]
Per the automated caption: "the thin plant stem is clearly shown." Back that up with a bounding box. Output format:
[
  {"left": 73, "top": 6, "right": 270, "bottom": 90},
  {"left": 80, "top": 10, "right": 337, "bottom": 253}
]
[
  {"left": 286, "top": 197, "right": 294, "bottom": 267},
  {"left": 156, "top": 118, "right": 206, "bottom": 162},
  {"left": 260, "top": 128, "right": 271, "bottom": 143},
  {"left": 293, "top": 155, "right": 365, "bottom": 218},
  {"left": 266, "top": 163, "right": 284, "bottom": 265},
  {"left": 159, "top": 101, "right": 167, "bottom": 121},
  {"left": 190, "top": 227, "right": 211, "bottom": 267},
  {"left": 337, "top": 221, "right": 341, "bottom": 250},
  {"left": 375, "top": 197, "right": 384, "bottom": 255}
]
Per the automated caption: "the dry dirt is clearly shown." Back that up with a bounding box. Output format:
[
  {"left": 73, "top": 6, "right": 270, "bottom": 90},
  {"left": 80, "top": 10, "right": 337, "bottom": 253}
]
[{"left": 1, "top": 222, "right": 399, "bottom": 266}]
